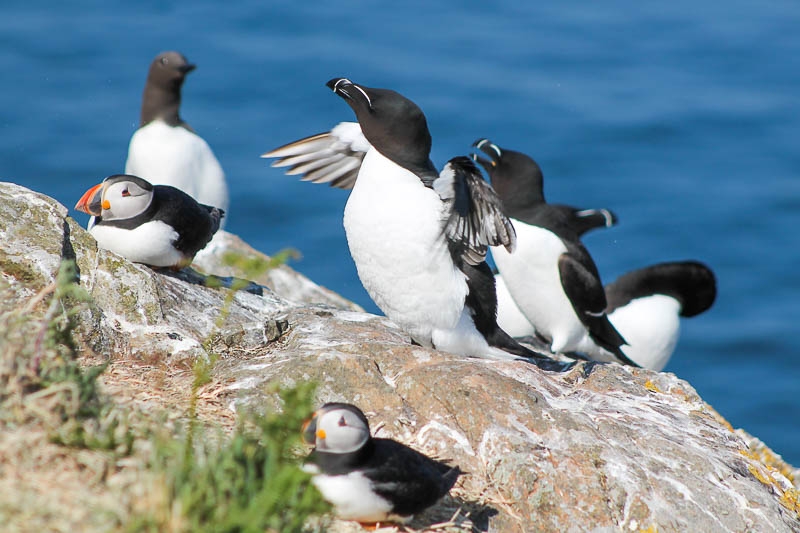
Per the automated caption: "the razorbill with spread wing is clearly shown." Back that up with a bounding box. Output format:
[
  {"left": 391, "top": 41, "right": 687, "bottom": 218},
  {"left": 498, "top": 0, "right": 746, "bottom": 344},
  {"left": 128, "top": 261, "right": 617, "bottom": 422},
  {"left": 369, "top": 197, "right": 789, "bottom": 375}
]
[
  {"left": 124, "top": 51, "right": 229, "bottom": 217},
  {"left": 302, "top": 403, "right": 460, "bottom": 525},
  {"left": 75, "top": 174, "right": 223, "bottom": 268},
  {"left": 263, "top": 79, "right": 545, "bottom": 361},
  {"left": 472, "top": 138, "right": 634, "bottom": 365}
]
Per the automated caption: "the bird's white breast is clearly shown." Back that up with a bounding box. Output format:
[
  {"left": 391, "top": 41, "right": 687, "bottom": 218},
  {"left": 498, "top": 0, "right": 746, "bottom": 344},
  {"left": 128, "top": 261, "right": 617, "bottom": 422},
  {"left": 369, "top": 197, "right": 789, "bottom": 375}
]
[
  {"left": 491, "top": 220, "right": 587, "bottom": 353},
  {"left": 343, "top": 149, "right": 468, "bottom": 345},
  {"left": 607, "top": 294, "right": 681, "bottom": 371},
  {"left": 312, "top": 471, "right": 396, "bottom": 522},
  {"left": 125, "top": 120, "right": 229, "bottom": 214},
  {"left": 494, "top": 274, "right": 536, "bottom": 338},
  {"left": 90, "top": 220, "right": 183, "bottom": 267}
]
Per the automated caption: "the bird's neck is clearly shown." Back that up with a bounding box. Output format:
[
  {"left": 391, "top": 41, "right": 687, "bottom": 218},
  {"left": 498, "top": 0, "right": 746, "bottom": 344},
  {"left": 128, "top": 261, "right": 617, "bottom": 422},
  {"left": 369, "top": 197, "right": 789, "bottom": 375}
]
[{"left": 140, "top": 83, "right": 183, "bottom": 127}]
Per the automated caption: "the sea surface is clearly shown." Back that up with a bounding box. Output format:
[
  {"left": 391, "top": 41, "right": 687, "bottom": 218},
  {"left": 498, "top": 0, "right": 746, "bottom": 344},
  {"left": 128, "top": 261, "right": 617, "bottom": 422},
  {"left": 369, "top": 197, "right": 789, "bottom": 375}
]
[{"left": 1, "top": 1, "right": 798, "bottom": 465}]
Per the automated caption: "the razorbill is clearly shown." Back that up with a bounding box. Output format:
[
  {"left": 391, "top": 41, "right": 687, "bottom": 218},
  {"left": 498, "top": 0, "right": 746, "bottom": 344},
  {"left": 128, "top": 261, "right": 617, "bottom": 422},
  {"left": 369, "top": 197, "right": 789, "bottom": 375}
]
[
  {"left": 495, "top": 258, "right": 716, "bottom": 370},
  {"left": 302, "top": 403, "right": 460, "bottom": 525},
  {"left": 124, "top": 51, "right": 229, "bottom": 217},
  {"left": 263, "top": 79, "right": 545, "bottom": 361},
  {"left": 75, "top": 174, "right": 223, "bottom": 268},
  {"left": 491, "top": 183, "right": 618, "bottom": 339},
  {"left": 495, "top": 203, "right": 617, "bottom": 338},
  {"left": 600, "top": 261, "right": 716, "bottom": 370},
  {"left": 472, "top": 138, "right": 634, "bottom": 365}
]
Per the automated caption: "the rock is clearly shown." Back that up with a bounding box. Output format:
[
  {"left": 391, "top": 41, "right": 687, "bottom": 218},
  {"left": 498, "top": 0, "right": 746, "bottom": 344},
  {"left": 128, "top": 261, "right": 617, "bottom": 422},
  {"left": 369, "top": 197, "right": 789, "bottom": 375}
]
[
  {"left": 193, "top": 231, "right": 362, "bottom": 312},
  {"left": 1, "top": 182, "right": 357, "bottom": 365},
  {"left": 1, "top": 180, "right": 799, "bottom": 532}
]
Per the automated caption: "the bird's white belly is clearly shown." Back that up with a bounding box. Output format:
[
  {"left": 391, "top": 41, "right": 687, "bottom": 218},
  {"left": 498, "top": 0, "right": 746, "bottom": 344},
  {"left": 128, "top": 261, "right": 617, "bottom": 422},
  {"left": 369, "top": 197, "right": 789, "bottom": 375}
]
[
  {"left": 343, "top": 150, "right": 467, "bottom": 345},
  {"left": 491, "top": 221, "right": 586, "bottom": 353},
  {"left": 125, "top": 120, "right": 229, "bottom": 214},
  {"left": 494, "top": 274, "right": 536, "bottom": 338},
  {"left": 90, "top": 220, "right": 183, "bottom": 267},
  {"left": 312, "top": 472, "right": 396, "bottom": 522},
  {"left": 608, "top": 294, "right": 681, "bottom": 371}
]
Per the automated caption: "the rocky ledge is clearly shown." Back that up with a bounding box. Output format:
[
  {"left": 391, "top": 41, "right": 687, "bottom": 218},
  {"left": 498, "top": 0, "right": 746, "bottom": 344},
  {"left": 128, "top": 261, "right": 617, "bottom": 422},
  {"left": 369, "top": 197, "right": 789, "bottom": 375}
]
[{"left": 1, "top": 181, "right": 798, "bottom": 532}]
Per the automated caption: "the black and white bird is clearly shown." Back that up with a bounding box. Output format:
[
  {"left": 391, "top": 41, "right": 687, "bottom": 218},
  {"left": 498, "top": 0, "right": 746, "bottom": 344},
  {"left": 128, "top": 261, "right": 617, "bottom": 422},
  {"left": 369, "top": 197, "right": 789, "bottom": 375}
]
[
  {"left": 601, "top": 261, "right": 716, "bottom": 370},
  {"left": 124, "top": 51, "right": 229, "bottom": 216},
  {"left": 472, "top": 138, "right": 635, "bottom": 365},
  {"left": 75, "top": 174, "right": 223, "bottom": 269},
  {"left": 263, "top": 78, "right": 544, "bottom": 361},
  {"left": 302, "top": 403, "right": 461, "bottom": 525},
  {"left": 494, "top": 203, "right": 618, "bottom": 338},
  {"left": 495, "top": 260, "right": 716, "bottom": 370}
]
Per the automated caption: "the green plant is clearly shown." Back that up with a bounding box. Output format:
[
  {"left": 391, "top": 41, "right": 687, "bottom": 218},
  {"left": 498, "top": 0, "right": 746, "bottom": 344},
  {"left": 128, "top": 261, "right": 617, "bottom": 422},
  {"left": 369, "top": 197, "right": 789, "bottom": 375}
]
[
  {"left": 130, "top": 247, "right": 328, "bottom": 532},
  {"left": 136, "top": 383, "right": 329, "bottom": 533},
  {"left": 3, "top": 250, "right": 329, "bottom": 531}
]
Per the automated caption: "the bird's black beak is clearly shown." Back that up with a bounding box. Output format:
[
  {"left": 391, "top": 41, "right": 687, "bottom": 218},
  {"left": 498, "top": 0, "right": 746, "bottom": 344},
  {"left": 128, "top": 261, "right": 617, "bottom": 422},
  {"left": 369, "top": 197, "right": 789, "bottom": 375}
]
[
  {"left": 327, "top": 77, "right": 354, "bottom": 99},
  {"left": 178, "top": 63, "right": 196, "bottom": 74},
  {"left": 326, "top": 77, "right": 373, "bottom": 110},
  {"left": 471, "top": 138, "right": 503, "bottom": 174}
]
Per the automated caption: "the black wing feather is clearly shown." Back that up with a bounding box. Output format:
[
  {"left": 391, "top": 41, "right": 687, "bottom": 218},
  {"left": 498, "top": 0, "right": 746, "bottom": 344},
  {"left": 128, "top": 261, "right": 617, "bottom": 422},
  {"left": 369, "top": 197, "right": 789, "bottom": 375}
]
[
  {"left": 154, "top": 187, "right": 223, "bottom": 257},
  {"left": 433, "top": 156, "right": 516, "bottom": 266},
  {"left": 363, "top": 439, "right": 460, "bottom": 517},
  {"left": 558, "top": 253, "right": 635, "bottom": 365}
]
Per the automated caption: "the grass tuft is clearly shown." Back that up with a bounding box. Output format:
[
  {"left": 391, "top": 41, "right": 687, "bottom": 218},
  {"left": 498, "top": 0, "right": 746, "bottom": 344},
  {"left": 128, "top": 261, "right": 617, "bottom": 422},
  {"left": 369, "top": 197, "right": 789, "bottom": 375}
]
[
  {"left": 128, "top": 247, "right": 329, "bottom": 532},
  {"left": 2, "top": 253, "right": 331, "bottom": 531},
  {"left": 1, "top": 260, "right": 132, "bottom": 453},
  {"left": 134, "top": 382, "right": 329, "bottom": 533}
]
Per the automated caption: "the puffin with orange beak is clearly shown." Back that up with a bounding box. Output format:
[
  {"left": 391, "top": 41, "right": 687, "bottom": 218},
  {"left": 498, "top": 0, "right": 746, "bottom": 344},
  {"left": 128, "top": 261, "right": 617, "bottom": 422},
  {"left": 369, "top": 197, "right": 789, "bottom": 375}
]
[
  {"left": 75, "top": 174, "right": 223, "bottom": 269},
  {"left": 301, "top": 403, "right": 461, "bottom": 526}
]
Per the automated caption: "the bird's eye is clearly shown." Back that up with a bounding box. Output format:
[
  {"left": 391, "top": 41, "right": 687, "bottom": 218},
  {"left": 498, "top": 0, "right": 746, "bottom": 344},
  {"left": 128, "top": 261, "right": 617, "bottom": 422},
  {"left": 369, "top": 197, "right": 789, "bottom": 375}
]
[
  {"left": 160, "top": 57, "right": 169, "bottom": 65},
  {"left": 122, "top": 188, "right": 130, "bottom": 197},
  {"left": 338, "top": 416, "right": 347, "bottom": 427}
]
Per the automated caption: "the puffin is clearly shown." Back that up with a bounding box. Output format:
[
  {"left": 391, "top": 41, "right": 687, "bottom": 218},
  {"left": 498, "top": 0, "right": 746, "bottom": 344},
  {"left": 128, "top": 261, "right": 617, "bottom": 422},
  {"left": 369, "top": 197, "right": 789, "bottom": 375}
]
[
  {"left": 263, "top": 79, "right": 545, "bottom": 362},
  {"left": 124, "top": 51, "right": 229, "bottom": 216},
  {"left": 472, "top": 138, "right": 634, "bottom": 365},
  {"left": 75, "top": 174, "right": 223, "bottom": 269},
  {"left": 302, "top": 403, "right": 461, "bottom": 525}
]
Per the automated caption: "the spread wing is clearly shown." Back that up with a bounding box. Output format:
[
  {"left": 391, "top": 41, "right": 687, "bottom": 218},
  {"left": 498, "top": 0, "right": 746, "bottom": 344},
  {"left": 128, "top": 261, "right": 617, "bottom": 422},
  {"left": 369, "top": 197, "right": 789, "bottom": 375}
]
[
  {"left": 261, "top": 122, "right": 369, "bottom": 190},
  {"left": 433, "top": 156, "right": 516, "bottom": 265}
]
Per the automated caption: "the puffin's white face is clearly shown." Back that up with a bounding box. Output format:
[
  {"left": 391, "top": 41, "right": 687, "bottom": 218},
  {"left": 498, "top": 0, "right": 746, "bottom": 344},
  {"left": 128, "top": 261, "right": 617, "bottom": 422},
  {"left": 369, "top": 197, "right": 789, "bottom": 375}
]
[
  {"left": 100, "top": 179, "right": 153, "bottom": 220},
  {"left": 75, "top": 174, "right": 155, "bottom": 221},
  {"left": 303, "top": 404, "right": 370, "bottom": 454}
]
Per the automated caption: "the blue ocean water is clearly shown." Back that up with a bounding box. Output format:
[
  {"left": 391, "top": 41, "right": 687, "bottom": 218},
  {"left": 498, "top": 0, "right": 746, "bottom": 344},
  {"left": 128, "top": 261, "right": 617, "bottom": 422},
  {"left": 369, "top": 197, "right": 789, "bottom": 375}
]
[{"left": 1, "top": 1, "right": 798, "bottom": 465}]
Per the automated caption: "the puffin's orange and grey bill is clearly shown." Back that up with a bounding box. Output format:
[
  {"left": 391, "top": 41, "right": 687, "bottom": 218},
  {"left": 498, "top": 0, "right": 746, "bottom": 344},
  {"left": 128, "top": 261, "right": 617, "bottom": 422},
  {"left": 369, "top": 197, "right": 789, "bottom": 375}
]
[
  {"left": 301, "top": 414, "right": 319, "bottom": 445},
  {"left": 75, "top": 183, "right": 105, "bottom": 216}
]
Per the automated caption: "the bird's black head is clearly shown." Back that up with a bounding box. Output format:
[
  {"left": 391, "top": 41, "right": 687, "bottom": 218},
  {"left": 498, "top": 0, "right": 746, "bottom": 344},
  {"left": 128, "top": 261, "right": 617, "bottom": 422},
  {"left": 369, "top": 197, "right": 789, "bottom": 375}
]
[
  {"left": 471, "top": 139, "right": 546, "bottom": 212},
  {"left": 140, "top": 51, "right": 196, "bottom": 127},
  {"left": 327, "top": 78, "right": 433, "bottom": 174},
  {"left": 148, "top": 51, "right": 196, "bottom": 89}
]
